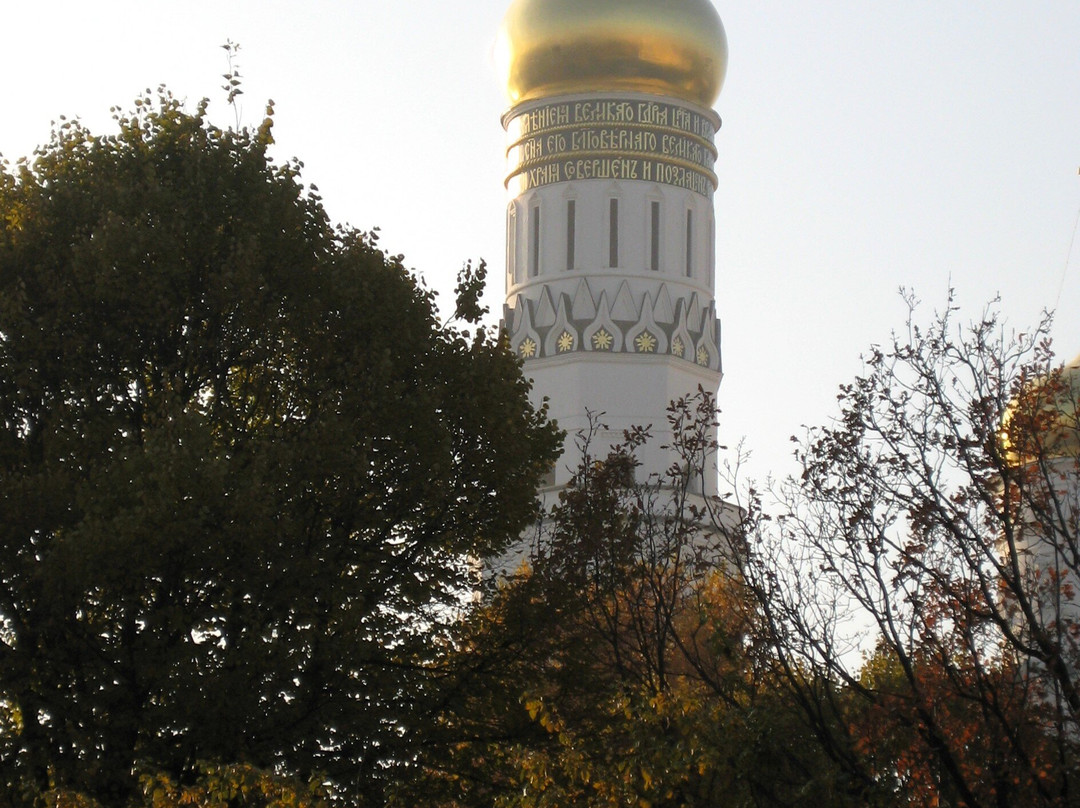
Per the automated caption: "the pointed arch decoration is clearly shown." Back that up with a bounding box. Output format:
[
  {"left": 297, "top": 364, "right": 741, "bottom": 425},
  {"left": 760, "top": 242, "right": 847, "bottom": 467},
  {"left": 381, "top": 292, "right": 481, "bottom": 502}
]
[
  {"left": 544, "top": 294, "right": 580, "bottom": 356},
  {"left": 670, "top": 298, "right": 696, "bottom": 360},
  {"left": 583, "top": 290, "right": 624, "bottom": 353},
  {"left": 570, "top": 278, "right": 597, "bottom": 322},
  {"left": 653, "top": 284, "right": 675, "bottom": 326},
  {"left": 534, "top": 285, "right": 558, "bottom": 328},
  {"left": 611, "top": 281, "right": 639, "bottom": 324},
  {"left": 508, "top": 295, "right": 542, "bottom": 360},
  {"left": 626, "top": 292, "right": 669, "bottom": 355}
]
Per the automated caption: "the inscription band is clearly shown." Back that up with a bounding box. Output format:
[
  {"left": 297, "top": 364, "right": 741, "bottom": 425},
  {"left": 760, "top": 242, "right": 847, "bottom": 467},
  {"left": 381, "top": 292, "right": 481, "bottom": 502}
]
[
  {"left": 507, "top": 153, "right": 716, "bottom": 197},
  {"left": 505, "top": 97, "right": 720, "bottom": 198},
  {"left": 508, "top": 99, "right": 717, "bottom": 141},
  {"left": 509, "top": 126, "right": 715, "bottom": 173}
]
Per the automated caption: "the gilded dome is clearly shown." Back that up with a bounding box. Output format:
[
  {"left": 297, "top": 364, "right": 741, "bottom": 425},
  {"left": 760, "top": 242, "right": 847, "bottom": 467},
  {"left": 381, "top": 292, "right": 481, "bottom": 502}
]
[
  {"left": 496, "top": 0, "right": 728, "bottom": 108},
  {"left": 1001, "top": 353, "right": 1080, "bottom": 466}
]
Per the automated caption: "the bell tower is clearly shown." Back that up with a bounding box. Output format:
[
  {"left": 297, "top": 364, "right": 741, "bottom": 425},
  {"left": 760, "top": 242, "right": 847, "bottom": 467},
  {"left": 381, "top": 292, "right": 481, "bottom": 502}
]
[{"left": 497, "top": 0, "right": 729, "bottom": 492}]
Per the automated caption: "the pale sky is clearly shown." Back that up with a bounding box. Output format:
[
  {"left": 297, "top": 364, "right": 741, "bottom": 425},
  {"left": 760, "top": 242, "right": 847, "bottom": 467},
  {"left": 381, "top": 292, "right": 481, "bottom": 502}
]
[{"left": 3, "top": 0, "right": 1079, "bottom": 484}]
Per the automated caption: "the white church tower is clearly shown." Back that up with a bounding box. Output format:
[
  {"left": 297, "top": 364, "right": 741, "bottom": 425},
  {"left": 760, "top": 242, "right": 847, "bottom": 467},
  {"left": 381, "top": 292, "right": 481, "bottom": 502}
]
[{"left": 496, "top": 0, "right": 728, "bottom": 492}]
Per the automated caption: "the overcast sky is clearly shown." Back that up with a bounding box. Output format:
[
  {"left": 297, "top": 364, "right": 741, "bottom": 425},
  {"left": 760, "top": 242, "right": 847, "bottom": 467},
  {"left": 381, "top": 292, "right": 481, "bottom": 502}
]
[{"left": 3, "top": 0, "right": 1079, "bottom": 483}]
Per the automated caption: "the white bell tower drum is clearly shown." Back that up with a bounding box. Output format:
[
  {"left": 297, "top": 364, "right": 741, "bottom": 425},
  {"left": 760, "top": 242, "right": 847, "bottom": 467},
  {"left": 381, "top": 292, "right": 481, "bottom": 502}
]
[{"left": 496, "top": 0, "right": 729, "bottom": 493}]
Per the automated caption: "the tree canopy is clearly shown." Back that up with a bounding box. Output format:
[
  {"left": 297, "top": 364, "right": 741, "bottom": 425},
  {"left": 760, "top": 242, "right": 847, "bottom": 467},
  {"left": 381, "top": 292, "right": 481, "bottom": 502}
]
[
  {"left": 397, "top": 401, "right": 853, "bottom": 808},
  {"left": 741, "top": 296, "right": 1080, "bottom": 807},
  {"left": 5, "top": 82, "right": 1079, "bottom": 808},
  {"left": 408, "top": 299, "right": 1080, "bottom": 808},
  {"left": 0, "top": 90, "right": 560, "bottom": 805}
]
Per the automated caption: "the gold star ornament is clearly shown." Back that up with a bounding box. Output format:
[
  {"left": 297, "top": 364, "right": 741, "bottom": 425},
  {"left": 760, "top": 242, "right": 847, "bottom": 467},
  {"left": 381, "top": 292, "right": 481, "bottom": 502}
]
[
  {"left": 634, "top": 331, "right": 657, "bottom": 353},
  {"left": 591, "top": 328, "right": 613, "bottom": 351}
]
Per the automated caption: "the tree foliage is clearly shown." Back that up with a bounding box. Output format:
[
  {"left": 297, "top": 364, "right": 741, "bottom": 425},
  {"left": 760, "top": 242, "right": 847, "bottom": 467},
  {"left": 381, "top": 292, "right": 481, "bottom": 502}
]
[
  {"left": 412, "top": 295, "right": 1080, "bottom": 808},
  {"left": 5, "top": 78, "right": 1074, "bottom": 808},
  {"left": 0, "top": 90, "right": 560, "bottom": 804},
  {"left": 401, "top": 397, "right": 852, "bottom": 808},
  {"left": 742, "top": 294, "right": 1080, "bottom": 807}
]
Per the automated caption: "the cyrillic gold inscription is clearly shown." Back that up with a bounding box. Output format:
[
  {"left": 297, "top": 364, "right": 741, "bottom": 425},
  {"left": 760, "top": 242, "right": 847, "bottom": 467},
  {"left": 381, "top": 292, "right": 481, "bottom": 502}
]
[{"left": 505, "top": 97, "right": 720, "bottom": 197}]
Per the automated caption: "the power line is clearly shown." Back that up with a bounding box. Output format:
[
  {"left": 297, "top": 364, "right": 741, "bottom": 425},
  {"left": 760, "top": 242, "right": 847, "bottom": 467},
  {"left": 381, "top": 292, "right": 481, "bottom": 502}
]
[{"left": 1054, "top": 170, "right": 1080, "bottom": 312}]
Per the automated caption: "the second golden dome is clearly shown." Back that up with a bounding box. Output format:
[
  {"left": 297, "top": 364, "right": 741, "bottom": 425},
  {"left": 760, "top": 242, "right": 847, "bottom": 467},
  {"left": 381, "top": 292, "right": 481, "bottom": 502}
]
[{"left": 1001, "top": 353, "right": 1080, "bottom": 467}]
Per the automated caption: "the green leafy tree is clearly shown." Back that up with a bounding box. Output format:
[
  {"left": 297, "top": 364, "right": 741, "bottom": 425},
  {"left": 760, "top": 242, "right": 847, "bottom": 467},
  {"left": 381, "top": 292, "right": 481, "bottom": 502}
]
[
  {"left": 43, "top": 763, "right": 329, "bottom": 808},
  {"left": 0, "top": 89, "right": 560, "bottom": 805}
]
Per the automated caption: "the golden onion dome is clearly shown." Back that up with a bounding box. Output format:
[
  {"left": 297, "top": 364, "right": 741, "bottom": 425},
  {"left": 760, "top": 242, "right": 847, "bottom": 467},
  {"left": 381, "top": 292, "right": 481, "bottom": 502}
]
[
  {"left": 1001, "top": 353, "right": 1080, "bottom": 467},
  {"left": 496, "top": 0, "right": 728, "bottom": 109}
]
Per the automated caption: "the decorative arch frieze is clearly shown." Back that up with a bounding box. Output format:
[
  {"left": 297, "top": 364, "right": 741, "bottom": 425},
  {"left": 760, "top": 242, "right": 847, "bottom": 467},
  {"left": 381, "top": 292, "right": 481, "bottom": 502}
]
[{"left": 503, "top": 280, "right": 719, "bottom": 368}]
